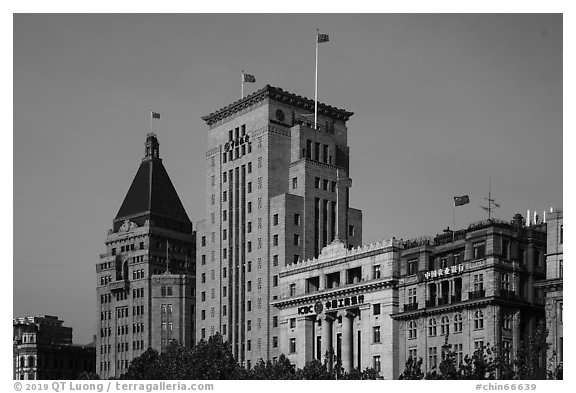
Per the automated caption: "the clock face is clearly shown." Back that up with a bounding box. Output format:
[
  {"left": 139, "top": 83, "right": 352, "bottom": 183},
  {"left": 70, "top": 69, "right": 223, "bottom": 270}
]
[
  {"left": 275, "top": 109, "right": 285, "bottom": 122},
  {"left": 314, "top": 301, "right": 324, "bottom": 314}
]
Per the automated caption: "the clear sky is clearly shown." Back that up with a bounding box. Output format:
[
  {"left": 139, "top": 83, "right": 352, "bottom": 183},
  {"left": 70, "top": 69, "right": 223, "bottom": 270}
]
[{"left": 13, "top": 13, "right": 562, "bottom": 344}]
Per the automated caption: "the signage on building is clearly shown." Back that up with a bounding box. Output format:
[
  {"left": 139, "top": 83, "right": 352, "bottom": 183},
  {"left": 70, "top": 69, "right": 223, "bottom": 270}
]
[
  {"left": 297, "top": 295, "right": 365, "bottom": 315},
  {"left": 419, "top": 263, "right": 465, "bottom": 281},
  {"left": 223, "top": 134, "right": 250, "bottom": 153}
]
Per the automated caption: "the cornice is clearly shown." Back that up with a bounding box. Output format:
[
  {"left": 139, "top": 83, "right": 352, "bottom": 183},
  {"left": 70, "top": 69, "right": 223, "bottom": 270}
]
[{"left": 201, "top": 85, "right": 354, "bottom": 126}]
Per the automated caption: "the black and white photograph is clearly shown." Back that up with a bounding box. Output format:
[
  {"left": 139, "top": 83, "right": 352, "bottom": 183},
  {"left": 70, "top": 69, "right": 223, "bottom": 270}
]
[{"left": 11, "top": 8, "right": 566, "bottom": 386}]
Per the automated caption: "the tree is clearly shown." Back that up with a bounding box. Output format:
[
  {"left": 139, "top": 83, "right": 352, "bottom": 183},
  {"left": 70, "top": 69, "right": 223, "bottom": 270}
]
[
  {"left": 398, "top": 356, "right": 424, "bottom": 380},
  {"left": 249, "top": 354, "right": 297, "bottom": 380},
  {"left": 76, "top": 371, "right": 100, "bottom": 380},
  {"left": 188, "top": 333, "right": 244, "bottom": 379}
]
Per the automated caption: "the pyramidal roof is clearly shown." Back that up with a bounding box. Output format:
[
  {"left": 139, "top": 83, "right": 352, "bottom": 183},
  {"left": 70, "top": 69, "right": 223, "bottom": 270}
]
[{"left": 113, "top": 133, "right": 191, "bottom": 233}]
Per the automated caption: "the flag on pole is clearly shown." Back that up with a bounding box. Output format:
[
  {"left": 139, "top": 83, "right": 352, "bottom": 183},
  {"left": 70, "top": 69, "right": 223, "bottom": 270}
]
[
  {"left": 317, "top": 33, "right": 329, "bottom": 43},
  {"left": 242, "top": 73, "right": 256, "bottom": 83},
  {"left": 151, "top": 111, "right": 161, "bottom": 119},
  {"left": 454, "top": 195, "right": 470, "bottom": 206}
]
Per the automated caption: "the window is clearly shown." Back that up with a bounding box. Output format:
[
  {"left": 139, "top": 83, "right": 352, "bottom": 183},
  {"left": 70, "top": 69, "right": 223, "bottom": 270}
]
[
  {"left": 247, "top": 301, "right": 252, "bottom": 311},
  {"left": 441, "top": 316, "right": 450, "bottom": 335},
  {"left": 223, "top": 172, "right": 227, "bottom": 182},
  {"left": 223, "top": 267, "right": 227, "bottom": 278},
  {"left": 373, "top": 326, "right": 381, "bottom": 343},
  {"left": 247, "top": 242, "right": 252, "bottom": 252},
  {"left": 223, "top": 210, "right": 227, "bottom": 221},
  {"left": 408, "top": 321, "right": 417, "bottom": 339},
  {"left": 502, "top": 239, "right": 510, "bottom": 260},
  {"left": 373, "top": 356, "right": 381, "bottom": 372},
  {"left": 474, "top": 310, "right": 484, "bottom": 330},
  {"left": 474, "top": 340, "right": 484, "bottom": 352},
  {"left": 315, "top": 177, "right": 320, "bottom": 188},
  {"left": 293, "top": 254, "right": 300, "bottom": 263},
  {"left": 247, "top": 182, "right": 252, "bottom": 193},
  {"left": 273, "top": 336, "right": 278, "bottom": 348},
  {"left": 294, "top": 234, "right": 300, "bottom": 246},
  {"left": 294, "top": 214, "right": 300, "bottom": 225},
  {"left": 373, "top": 303, "right": 381, "bottom": 315},
  {"left": 273, "top": 316, "right": 278, "bottom": 327},
  {"left": 453, "top": 313, "right": 463, "bottom": 333},
  {"left": 273, "top": 235, "right": 279, "bottom": 246},
  {"left": 455, "top": 343, "right": 464, "bottom": 365},
  {"left": 223, "top": 248, "right": 227, "bottom": 259},
  {"left": 560, "top": 224, "right": 563, "bottom": 244},
  {"left": 201, "top": 273, "right": 206, "bottom": 284},
  {"left": 222, "top": 191, "right": 227, "bottom": 202},
  {"left": 273, "top": 255, "right": 279, "bottom": 266},
  {"left": 503, "top": 313, "right": 512, "bottom": 330},
  {"left": 428, "top": 347, "right": 438, "bottom": 369},
  {"left": 292, "top": 177, "right": 298, "bottom": 189},
  {"left": 501, "top": 273, "right": 510, "bottom": 291},
  {"left": 247, "top": 202, "right": 252, "bottom": 213},
  {"left": 473, "top": 241, "right": 486, "bottom": 259},
  {"left": 289, "top": 283, "right": 296, "bottom": 296},
  {"left": 289, "top": 338, "right": 296, "bottom": 353},
  {"left": 201, "top": 310, "right": 206, "bottom": 320},
  {"left": 323, "top": 179, "right": 329, "bottom": 190},
  {"left": 473, "top": 274, "right": 484, "bottom": 291},
  {"left": 408, "top": 287, "right": 417, "bottom": 304},
  {"left": 331, "top": 181, "right": 336, "bottom": 192},
  {"left": 247, "top": 222, "right": 252, "bottom": 233},
  {"left": 201, "top": 292, "right": 206, "bottom": 302},
  {"left": 273, "top": 214, "right": 279, "bottom": 226},
  {"left": 247, "top": 281, "right": 252, "bottom": 292},
  {"left": 408, "top": 348, "right": 418, "bottom": 360},
  {"left": 408, "top": 259, "right": 418, "bottom": 275},
  {"left": 348, "top": 225, "right": 355, "bottom": 237},
  {"left": 373, "top": 265, "right": 381, "bottom": 279},
  {"left": 248, "top": 162, "right": 252, "bottom": 173},
  {"left": 559, "top": 260, "right": 563, "bottom": 278},
  {"left": 290, "top": 318, "right": 296, "bottom": 328},
  {"left": 223, "top": 286, "right": 227, "bottom": 297},
  {"left": 428, "top": 318, "right": 437, "bottom": 336},
  {"left": 247, "top": 320, "right": 252, "bottom": 331},
  {"left": 201, "top": 236, "right": 206, "bottom": 247},
  {"left": 273, "top": 275, "right": 278, "bottom": 287}
]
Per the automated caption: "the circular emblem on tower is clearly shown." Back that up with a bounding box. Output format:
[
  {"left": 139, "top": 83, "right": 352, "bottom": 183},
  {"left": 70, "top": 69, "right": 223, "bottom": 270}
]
[
  {"left": 314, "top": 301, "right": 324, "bottom": 315},
  {"left": 275, "top": 109, "right": 285, "bottom": 122}
]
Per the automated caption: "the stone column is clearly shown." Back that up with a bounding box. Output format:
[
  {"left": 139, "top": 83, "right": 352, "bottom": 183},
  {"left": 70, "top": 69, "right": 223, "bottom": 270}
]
[
  {"left": 320, "top": 313, "right": 334, "bottom": 365},
  {"left": 338, "top": 310, "right": 355, "bottom": 372},
  {"left": 296, "top": 316, "right": 315, "bottom": 367}
]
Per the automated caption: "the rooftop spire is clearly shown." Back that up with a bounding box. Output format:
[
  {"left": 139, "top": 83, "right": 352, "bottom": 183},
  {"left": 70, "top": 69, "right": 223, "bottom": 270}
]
[{"left": 145, "top": 133, "right": 160, "bottom": 159}]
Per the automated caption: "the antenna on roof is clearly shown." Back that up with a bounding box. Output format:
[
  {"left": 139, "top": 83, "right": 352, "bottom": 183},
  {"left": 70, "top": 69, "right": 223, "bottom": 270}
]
[
  {"left": 165, "top": 239, "right": 171, "bottom": 274},
  {"left": 479, "top": 177, "right": 500, "bottom": 220}
]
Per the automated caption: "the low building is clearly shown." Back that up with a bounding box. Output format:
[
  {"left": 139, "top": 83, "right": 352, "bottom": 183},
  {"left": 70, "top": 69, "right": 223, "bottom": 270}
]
[
  {"left": 274, "top": 213, "right": 547, "bottom": 379},
  {"left": 13, "top": 315, "right": 96, "bottom": 380}
]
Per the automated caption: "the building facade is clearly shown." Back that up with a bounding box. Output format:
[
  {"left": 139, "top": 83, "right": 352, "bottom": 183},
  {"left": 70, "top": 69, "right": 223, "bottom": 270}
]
[
  {"left": 393, "top": 215, "right": 547, "bottom": 376},
  {"left": 272, "top": 239, "right": 401, "bottom": 379},
  {"left": 13, "top": 315, "right": 96, "bottom": 380},
  {"left": 96, "top": 134, "right": 196, "bottom": 379},
  {"left": 196, "top": 85, "right": 363, "bottom": 367},
  {"left": 536, "top": 208, "right": 563, "bottom": 370},
  {"left": 274, "top": 213, "right": 547, "bottom": 379}
]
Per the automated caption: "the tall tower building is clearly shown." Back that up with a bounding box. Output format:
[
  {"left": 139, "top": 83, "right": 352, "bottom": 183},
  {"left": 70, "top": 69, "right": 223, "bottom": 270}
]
[
  {"left": 96, "top": 134, "right": 196, "bottom": 379},
  {"left": 197, "top": 85, "right": 362, "bottom": 367}
]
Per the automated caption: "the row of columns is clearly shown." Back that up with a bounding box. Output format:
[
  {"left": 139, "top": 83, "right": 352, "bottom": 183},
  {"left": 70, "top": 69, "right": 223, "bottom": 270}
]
[{"left": 319, "top": 310, "right": 355, "bottom": 371}]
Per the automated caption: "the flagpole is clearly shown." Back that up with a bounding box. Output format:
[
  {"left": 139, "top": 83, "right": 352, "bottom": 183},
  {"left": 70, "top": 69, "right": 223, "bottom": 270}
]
[
  {"left": 241, "top": 70, "right": 244, "bottom": 99},
  {"left": 149, "top": 110, "right": 152, "bottom": 133},
  {"left": 314, "top": 30, "right": 319, "bottom": 128},
  {"left": 453, "top": 203, "right": 456, "bottom": 242}
]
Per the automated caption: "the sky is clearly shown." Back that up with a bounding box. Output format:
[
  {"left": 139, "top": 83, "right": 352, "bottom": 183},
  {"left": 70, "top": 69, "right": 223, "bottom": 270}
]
[{"left": 13, "top": 13, "right": 563, "bottom": 345}]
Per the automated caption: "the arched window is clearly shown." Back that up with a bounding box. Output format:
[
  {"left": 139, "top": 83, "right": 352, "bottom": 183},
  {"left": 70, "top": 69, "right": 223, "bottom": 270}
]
[
  {"left": 441, "top": 316, "right": 450, "bottom": 335},
  {"left": 474, "top": 310, "right": 484, "bottom": 330},
  {"left": 428, "top": 318, "right": 437, "bottom": 336},
  {"left": 454, "top": 313, "right": 463, "bottom": 333}
]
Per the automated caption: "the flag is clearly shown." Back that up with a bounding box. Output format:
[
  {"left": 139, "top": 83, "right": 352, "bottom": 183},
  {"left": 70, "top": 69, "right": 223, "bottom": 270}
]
[
  {"left": 317, "top": 33, "right": 329, "bottom": 43},
  {"left": 151, "top": 112, "right": 161, "bottom": 119},
  {"left": 243, "top": 73, "right": 256, "bottom": 83},
  {"left": 454, "top": 195, "right": 470, "bottom": 206}
]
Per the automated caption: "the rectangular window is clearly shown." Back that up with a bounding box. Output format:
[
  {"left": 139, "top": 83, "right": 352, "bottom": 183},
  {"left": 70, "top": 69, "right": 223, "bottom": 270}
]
[
  {"left": 222, "top": 191, "right": 227, "bottom": 202},
  {"left": 247, "top": 202, "right": 252, "bottom": 213},
  {"left": 289, "top": 283, "right": 296, "bottom": 296},
  {"left": 315, "top": 177, "right": 321, "bottom": 188},
  {"left": 293, "top": 254, "right": 300, "bottom": 263},
  {"left": 294, "top": 234, "right": 300, "bottom": 246},
  {"left": 273, "top": 275, "right": 278, "bottom": 287},
  {"left": 428, "top": 347, "right": 438, "bottom": 369},
  {"left": 373, "top": 356, "right": 381, "bottom": 372},
  {"left": 294, "top": 214, "right": 300, "bottom": 225},
  {"left": 373, "top": 326, "right": 381, "bottom": 343},
  {"left": 273, "top": 235, "right": 279, "bottom": 246},
  {"left": 247, "top": 182, "right": 252, "bottom": 193},
  {"left": 473, "top": 241, "right": 486, "bottom": 259},
  {"left": 223, "top": 172, "right": 227, "bottom": 182},
  {"left": 292, "top": 177, "right": 298, "bottom": 189},
  {"left": 290, "top": 318, "right": 296, "bottom": 328},
  {"left": 273, "top": 214, "right": 279, "bottom": 225},
  {"left": 273, "top": 316, "right": 278, "bottom": 327},
  {"left": 373, "top": 265, "right": 381, "bottom": 279},
  {"left": 408, "top": 259, "right": 418, "bottom": 275},
  {"left": 323, "top": 179, "right": 329, "bottom": 190},
  {"left": 247, "top": 222, "right": 252, "bottom": 233},
  {"left": 373, "top": 303, "right": 381, "bottom": 315},
  {"left": 289, "top": 338, "right": 296, "bottom": 353}
]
